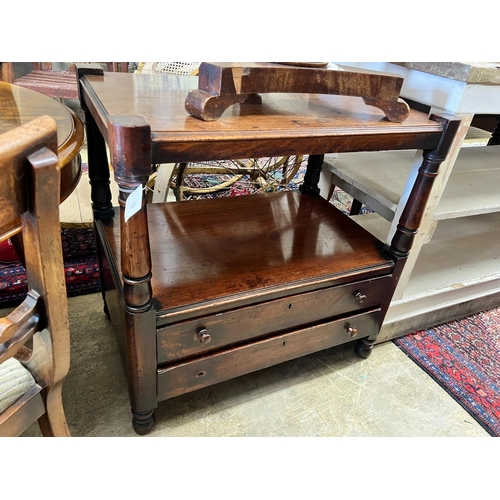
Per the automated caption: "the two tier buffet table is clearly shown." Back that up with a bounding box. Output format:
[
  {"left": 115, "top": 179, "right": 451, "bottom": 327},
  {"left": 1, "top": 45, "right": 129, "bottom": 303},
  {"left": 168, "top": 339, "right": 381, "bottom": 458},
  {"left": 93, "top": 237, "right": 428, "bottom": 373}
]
[{"left": 76, "top": 63, "right": 459, "bottom": 434}]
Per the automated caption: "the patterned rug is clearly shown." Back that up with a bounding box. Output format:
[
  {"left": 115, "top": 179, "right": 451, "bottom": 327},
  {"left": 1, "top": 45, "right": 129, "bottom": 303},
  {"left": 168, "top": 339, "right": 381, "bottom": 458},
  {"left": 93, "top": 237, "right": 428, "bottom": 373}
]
[
  {"left": 0, "top": 224, "right": 100, "bottom": 307},
  {"left": 394, "top": 308, "right": 500, "bottom": 436}
]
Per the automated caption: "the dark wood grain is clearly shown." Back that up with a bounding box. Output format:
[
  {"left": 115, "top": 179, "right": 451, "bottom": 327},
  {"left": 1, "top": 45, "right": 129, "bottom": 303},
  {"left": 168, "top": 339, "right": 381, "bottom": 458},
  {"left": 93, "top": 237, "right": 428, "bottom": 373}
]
[
  {"left": 185, "top": 62, "right": 410, "bottom": 122},
  {"left": 157, "top": 276, "right": 392, "bottom": 363},
  {"left": 101, "top": 191, "right": 393, "bottom": 319}
]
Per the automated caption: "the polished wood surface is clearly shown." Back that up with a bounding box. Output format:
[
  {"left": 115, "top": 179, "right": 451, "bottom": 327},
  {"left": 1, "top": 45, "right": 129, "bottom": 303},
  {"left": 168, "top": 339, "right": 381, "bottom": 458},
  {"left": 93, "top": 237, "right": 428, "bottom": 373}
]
[
  {"left": 185, "top": 62, "right": 410, "bottom": 122},
  {"left": 0, "top": 81, "right": 84, "bottom": 202},
  {"left": 79, "top": 72, "right": 445, "bottom": 164},
  {"left": 0, "top": 116, "right": 71, "bottom": 436},
  {"left": 101, "top": 191, "right": 393, "bottom": 319}
]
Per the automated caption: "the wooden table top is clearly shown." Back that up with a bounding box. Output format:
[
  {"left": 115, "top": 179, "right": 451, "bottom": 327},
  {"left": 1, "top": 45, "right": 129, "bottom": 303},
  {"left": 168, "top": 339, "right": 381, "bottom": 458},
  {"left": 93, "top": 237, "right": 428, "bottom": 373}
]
[
  {"left": 0, "top": 81, "right": 85, "bottom": 201},
  {"left": 80, "top": 72, "right": 448, "bottom": 164}
]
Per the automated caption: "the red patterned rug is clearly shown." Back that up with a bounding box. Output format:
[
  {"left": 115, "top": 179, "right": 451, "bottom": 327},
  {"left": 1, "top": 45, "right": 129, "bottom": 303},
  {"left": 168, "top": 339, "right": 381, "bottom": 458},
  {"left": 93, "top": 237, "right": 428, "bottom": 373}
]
[
  {"left": 0, "top": 224, "right": 100, "bottom": 307},
  {"left": 394, "top": 308, "right": 500, "bottom": 436}
]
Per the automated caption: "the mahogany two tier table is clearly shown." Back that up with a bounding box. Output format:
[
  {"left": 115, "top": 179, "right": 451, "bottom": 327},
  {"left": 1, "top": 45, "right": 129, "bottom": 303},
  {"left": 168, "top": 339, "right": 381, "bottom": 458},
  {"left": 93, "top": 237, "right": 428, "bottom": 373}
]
[{"left": 76, "top": 65, "right": 459, "bottom": 434}]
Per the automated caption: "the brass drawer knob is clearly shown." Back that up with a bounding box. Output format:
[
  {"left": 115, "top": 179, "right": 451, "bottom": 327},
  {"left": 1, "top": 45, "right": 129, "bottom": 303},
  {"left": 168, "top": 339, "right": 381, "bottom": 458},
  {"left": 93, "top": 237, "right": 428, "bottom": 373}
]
[
  {"left": 354, "top": 291, "right": 367, "bottom": 303},
  {"left": 346, "top": 326, "right": 358, "bottom": 338},
  {"left": 197, "top": 328, "right": 212, "bottom": 344}
]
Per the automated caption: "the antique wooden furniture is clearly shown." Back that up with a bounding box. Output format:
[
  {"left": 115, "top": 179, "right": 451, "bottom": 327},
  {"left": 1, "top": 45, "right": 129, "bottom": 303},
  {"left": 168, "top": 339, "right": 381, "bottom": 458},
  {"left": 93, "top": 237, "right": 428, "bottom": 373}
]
[
  {"left": 76, "top": 64, "right": 459, "bottom": 434},
  {"left": 0, "top": 116, "right": 71, "bottom": 437},
  {"left": 322, "top": 62, "right": 500, "bottom": 341},
  {"left": 0, "top": 62, "right": 129, "bottom": 101},
  {"left": 186, "top": 62, "right": 410, "bottom": 122},
  {"left": 158, "top": 62, "right": 410, "bottom": 201}
]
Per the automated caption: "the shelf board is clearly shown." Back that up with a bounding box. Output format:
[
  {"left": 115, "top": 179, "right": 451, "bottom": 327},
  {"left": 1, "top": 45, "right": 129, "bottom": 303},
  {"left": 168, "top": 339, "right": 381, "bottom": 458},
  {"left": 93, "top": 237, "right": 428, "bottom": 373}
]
[
  {"left": 380, "top": 212, "right": 500, "bottom": 339},
  {"left": 100, "top": 191, "right": 394, "bottom": 321},
  {"left": 326, "top": 144, "right": 500, "bottom": 222},
  {"left": 435, "top": 145, "right": 500, "bottom": 219}
]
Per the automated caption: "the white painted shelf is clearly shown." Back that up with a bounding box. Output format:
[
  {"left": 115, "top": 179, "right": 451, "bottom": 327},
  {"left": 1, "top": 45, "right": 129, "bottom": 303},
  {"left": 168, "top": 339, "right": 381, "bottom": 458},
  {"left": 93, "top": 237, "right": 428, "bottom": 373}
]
[{"left": 327, "top": 144, "right": 500, "bottom": 222}]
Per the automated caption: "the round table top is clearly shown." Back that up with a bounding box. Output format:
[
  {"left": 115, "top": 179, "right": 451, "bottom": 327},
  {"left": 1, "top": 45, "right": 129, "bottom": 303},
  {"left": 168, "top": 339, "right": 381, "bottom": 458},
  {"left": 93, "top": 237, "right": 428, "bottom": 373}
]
[{"left": 0, "top": 80, "right": 85, "bottom": 201}]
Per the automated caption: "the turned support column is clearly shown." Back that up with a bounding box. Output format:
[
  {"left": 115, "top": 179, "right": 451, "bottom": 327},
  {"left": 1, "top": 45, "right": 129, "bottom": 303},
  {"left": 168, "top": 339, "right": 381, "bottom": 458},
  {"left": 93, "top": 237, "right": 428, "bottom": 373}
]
[
  {"left": 300, "top": 154, "right": 325, "bottom": 197},
  {"left": 76, "top": 64, "right": 114, "bottom": 218},
  {"left": 355, "top": 114, "right": 461, "bottom": 359},
  {"left": 108, "top": 115, "right": 157, "bottom": 434},
  {"left": 389, "top": 114, "right": 461, "bottom": 258},
  {"left": 108, "top": 115, "right": 153, "bottom": 312}
]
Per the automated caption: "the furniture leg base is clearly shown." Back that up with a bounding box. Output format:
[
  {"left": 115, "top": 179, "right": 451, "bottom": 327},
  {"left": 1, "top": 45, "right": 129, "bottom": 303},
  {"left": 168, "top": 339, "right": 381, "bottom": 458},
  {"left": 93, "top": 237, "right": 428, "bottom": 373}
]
[
  {"left": 354, "top": 338, "right": 375, "bottom": 358},
  {"left": 132, "top": 410, "right": 156, "bottom": 435}
]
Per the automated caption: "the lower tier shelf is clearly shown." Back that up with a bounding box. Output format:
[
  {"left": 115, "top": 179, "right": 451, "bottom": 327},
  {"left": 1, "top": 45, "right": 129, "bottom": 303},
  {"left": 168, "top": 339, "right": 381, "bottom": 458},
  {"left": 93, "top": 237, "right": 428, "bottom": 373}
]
[{"left": 99, "top": 190, "right": 394, "bottom": 323}]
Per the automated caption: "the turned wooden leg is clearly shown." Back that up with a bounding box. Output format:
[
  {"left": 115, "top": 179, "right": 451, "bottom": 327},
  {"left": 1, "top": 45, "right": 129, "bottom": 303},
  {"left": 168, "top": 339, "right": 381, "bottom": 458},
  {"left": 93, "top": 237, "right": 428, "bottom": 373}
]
[
  {"left": 76, "top": 65, "right": 114, "bottom": 219},
  {"left": 300, "top": 154, "right": 324, "bottom": 197},
  {"left": 77, "top": 64, "right": 115, "bottom": 313},
  {"left": 390, "top": 114, "right": 461, "bottom": 259},
  {"left": 354, "top": 337, "right": 376, "bottom": 359},
  {"left": 108, "top": 115, "right": 158, "bottom": 435},
  {"left": 354, "top": 114, "right": 461, "bottom": 359},
  {"left": 132, "top": 409, "right": 156, "bottom": 435}
]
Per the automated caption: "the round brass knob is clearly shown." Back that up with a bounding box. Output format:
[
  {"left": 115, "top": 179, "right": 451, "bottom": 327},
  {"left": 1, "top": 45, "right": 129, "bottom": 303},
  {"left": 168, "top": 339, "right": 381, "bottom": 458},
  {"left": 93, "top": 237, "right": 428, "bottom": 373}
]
[
  {"left": 346, "top": 326, "right": 358, "bottom": 338},
  {"left": 354, "top": 291, "right": 367, "bottom": 303},
  {"left": 197, "top": 328, "right": 211, "bottom": 344}
]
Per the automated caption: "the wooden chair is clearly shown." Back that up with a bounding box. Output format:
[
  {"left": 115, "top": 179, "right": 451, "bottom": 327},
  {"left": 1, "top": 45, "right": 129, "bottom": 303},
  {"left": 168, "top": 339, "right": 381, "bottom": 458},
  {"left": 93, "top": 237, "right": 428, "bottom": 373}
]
[
  {"left": 0, "top": 62, "right": 129, "bottom": 101},
  {"left": 0, "top": 115, "right": 71, "bottom": 437}
]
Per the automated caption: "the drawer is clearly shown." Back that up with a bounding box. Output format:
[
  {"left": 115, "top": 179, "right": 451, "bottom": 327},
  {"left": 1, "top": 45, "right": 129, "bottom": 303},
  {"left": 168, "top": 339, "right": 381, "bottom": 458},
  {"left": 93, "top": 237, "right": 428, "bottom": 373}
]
[
  {"left": 157, "top": 275, "right": 390, "bottom": 363},
  {"left": 158, "top": 308, "right": 382, "bottom": 401}
]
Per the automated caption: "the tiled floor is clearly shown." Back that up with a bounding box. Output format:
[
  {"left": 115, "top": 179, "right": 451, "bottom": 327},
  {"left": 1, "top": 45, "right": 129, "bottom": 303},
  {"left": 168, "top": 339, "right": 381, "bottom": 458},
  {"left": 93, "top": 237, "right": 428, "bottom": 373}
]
[{"left": 19, "top": 137, "right": 492, "bottom": 437}]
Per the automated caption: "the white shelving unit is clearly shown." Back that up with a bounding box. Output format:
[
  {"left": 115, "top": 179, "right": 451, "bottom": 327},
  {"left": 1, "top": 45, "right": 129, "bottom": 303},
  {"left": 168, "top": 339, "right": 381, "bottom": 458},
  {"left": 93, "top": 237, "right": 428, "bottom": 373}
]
[{"left": 323, "top": 62, "right": 500, "bottom": 341}]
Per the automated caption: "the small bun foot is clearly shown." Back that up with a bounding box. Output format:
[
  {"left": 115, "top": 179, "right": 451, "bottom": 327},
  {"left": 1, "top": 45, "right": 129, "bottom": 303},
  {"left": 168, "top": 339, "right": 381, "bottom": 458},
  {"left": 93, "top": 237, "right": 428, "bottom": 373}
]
[
  {"left": 132, "top": 410, "right": 156, "bottom": 435},
  {"left": 354, "top": 338, "right": 376, "bottom": 359}
]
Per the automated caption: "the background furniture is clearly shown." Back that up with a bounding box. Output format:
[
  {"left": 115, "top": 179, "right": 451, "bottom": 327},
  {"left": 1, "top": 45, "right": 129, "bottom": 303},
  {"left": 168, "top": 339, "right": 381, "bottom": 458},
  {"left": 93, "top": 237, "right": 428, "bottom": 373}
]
[
  {"left": 0, "top": 116, "right": 71, "bottom": 436},
  {"left": 0, "top": 80, "right": 85, "bottom": 212},
  {"left": 77, "top": 64, "right": 459, "bottom": 434},
  {"left": 0, "top": 62, "right": 130, "bottom": 101},
  {"left": 321, "top": 62, "right": 500, "bottom": 342}
]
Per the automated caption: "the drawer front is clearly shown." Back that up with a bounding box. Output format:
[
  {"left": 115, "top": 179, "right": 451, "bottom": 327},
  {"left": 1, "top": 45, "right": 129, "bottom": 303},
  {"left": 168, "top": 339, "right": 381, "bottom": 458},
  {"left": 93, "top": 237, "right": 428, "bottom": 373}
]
[
  {"left": 157, "top": 276, "right": 390, "bottom": 363},
  {"left": 158, "top": 309, "right": 382, "bottom": 401}
]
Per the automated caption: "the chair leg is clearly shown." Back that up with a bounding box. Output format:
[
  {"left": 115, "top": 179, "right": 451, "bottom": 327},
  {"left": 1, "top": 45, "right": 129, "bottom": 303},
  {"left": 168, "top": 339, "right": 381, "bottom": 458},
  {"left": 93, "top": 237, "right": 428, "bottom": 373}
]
[
  {"left": 152, "top": 163, "right": 176, "bottom": 203},
  {"left": 37, "top": 385, "right": 71, "bottom": 437}
]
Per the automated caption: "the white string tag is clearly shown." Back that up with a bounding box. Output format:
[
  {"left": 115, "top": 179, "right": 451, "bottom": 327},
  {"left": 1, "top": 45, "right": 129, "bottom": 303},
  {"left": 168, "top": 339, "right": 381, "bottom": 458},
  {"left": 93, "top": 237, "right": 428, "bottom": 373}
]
[{"left": 124, "top": 184, "right": 143, "bottom": 222}]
